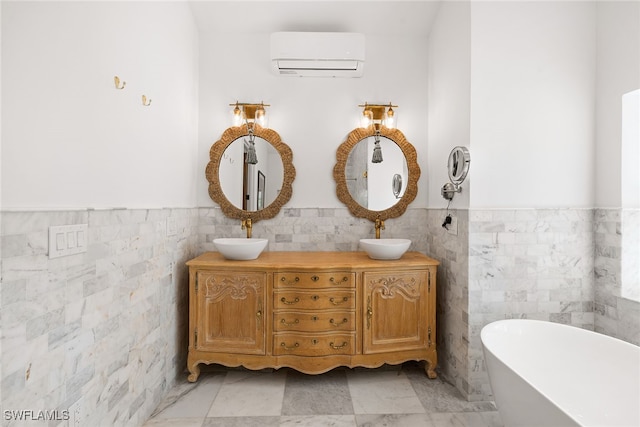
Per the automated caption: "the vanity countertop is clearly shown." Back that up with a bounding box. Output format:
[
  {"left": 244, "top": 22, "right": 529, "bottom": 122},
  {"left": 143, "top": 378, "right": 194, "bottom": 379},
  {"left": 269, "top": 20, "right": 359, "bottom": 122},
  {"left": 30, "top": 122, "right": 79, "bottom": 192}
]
[{"left": 187, "top": 251, "right": 439, "bottom": 270}]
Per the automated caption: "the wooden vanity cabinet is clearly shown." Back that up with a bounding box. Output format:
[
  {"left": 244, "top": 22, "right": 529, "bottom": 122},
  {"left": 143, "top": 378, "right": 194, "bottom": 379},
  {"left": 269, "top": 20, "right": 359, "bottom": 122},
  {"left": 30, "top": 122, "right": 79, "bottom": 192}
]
[{"left": 186, "top": 251, "right": 438, "bottom": 382}]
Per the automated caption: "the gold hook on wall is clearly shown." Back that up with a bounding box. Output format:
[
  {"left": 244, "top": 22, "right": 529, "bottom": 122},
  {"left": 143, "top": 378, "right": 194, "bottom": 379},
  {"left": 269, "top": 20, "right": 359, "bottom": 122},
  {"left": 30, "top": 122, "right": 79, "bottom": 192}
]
[
  {"left": 114, "top": 76, "right": 126, "bottom": 90},
  {"left": 142, "top": 95, "right": 152, "bottom": 106}
]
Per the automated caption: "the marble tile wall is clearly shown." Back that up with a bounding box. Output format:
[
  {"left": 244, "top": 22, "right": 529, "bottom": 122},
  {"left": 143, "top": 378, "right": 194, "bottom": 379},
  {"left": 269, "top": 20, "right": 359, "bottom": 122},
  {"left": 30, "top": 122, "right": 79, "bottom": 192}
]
[
  {"left": 3, "top": 206, "right": 637, "bottom": 424},
  {"left": 467, "top": 208, "right": 595, "bottom": 401},
  {"left": 197, "top": 207, "right": 429, "bottom": 254},
  {"left": 425, "top": 209, "right": 470, "bottom": 402},
  {"left": 1, "top": 209, "right": 199, "bottom": 426},
  {"left": 594, "top": 208, "right": 640, "bottom": 346}
]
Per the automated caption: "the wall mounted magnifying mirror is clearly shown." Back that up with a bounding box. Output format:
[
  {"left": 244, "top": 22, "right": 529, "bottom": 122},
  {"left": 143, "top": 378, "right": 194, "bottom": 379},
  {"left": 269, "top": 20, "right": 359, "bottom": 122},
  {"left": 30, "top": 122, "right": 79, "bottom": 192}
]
[
  {"left": 334, "top": 104, "right": 420, "bottom": 235},
  {"left": 441, "top": 146, "right": 470, "bottom": 201},
  {"left": 206, "top": 103, "right": 295, "bottom": 228}
]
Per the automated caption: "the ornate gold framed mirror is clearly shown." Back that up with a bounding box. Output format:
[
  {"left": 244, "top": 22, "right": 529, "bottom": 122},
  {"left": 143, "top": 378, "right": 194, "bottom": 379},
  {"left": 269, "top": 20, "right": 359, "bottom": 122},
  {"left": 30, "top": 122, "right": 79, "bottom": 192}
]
[
  {"left": 206, "top": 123, "right": 295, "bottom": 222},
  {"left": 333, "top": 126, "right": 420, "bottom": 222}
]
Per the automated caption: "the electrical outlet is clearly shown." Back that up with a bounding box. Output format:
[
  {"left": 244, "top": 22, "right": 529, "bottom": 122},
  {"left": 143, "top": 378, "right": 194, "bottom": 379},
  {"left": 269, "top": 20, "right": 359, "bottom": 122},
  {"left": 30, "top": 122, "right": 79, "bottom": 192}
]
[{"left": 446, "top": 215, "right": 458, "bottom": 236}]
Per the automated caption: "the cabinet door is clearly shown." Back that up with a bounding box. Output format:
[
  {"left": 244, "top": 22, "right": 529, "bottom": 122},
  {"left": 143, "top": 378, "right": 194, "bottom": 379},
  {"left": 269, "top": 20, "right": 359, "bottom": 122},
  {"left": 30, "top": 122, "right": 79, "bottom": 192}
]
[
  {"left": 195, "top": 271, "right": 266, "bottom": 354},
  {"left": 363, "top": 270, "right": 429, "bottom": 354}
]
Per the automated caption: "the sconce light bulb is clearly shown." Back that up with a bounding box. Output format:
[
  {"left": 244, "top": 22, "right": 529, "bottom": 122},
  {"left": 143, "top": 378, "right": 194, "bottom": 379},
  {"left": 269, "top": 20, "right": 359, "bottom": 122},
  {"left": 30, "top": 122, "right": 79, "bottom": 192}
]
[
  {"left": 361, "top": 109, "right": 373, "bottom": 129},
  {"left": 384, "top": 107, "right": 396, "bottom": 129},
  {"left": 232, "top": 105, "right": 244, "bottom": 127},
  {"left": 255, "top": 106, "right": 268, "bottom": 128}
]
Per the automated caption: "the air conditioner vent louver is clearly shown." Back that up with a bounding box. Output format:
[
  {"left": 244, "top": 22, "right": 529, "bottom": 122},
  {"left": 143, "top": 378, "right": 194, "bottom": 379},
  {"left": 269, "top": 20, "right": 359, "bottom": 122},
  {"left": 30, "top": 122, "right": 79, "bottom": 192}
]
[{"left": 270, "top": 32, "right": 365, "bottom": 78}]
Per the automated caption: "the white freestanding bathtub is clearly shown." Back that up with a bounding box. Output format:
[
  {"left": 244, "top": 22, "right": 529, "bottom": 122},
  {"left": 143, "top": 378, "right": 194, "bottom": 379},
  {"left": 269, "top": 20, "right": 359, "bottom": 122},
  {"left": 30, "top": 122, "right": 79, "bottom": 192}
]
[{"left": 481, "top": 319, "right": 640, "bottom": 427}]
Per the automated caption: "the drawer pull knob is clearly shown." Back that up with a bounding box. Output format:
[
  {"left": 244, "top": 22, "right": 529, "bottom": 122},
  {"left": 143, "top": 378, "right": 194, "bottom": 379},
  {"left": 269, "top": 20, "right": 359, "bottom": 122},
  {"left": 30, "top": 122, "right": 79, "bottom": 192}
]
[
  {"left": 329, "top": 341, "right": 348, "bottom": 350},
  {"left": 329, "top": 297, "right": 349, "bottom": 305},
  {"left": 311, "top": 295, "right": 319, "bottom": 301},
  {"left": 280, "top": 297, "right": 300, "bottom": 305},
  {"left": 280, "top": 318, "right": 299, "bottom": 326},
  {"left": 330, "top": 318, "right": 349, "bottom": 327},
  {"left": 311, "top": 275, "right": 319, "bottom": 282},
  {"left": 280, "top": 342, "right": 300, "bottom": 351},
  {"left": 280, "top": 277, "right": 300, "bottom": 283},
  {"left": 330, "top": 276, "right": 349, "bottom": 285}
]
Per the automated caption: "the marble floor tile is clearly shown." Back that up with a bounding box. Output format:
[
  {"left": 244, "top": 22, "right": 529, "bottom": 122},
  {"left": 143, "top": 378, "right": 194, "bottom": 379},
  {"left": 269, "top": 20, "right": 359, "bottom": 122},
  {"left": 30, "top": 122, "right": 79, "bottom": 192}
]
[
  {"left": 403, "top": 364, "right": 496, "bottom": 413},
  {"left": 280, "top": 415, "right": 357, "bottom": 426},
  {"left": 282, "top": 369, "right": 353, "bottom": 415},
  {"left": 143, "top": 418, "right": 204, "bottom": 427},
  {"left": 150, "top": 372, "right": 225, "bottom": 419},
  {"left": 347, "top": 370, "right": 425, "bottom": 415},
  {"left": 429, "top": 411, "right": 503, "bottom": 427},
  {"left": 143, "top": 365, "right": 504, "bottom": 427},
  {"left": 207, "top": 369, "right": 287, "bottom": 417},
  {"left": 356, "top": 413, "right": 436, "bottom": 427},
  {"left": 202, "top": 416, "right": 281, "bottom": 426}
]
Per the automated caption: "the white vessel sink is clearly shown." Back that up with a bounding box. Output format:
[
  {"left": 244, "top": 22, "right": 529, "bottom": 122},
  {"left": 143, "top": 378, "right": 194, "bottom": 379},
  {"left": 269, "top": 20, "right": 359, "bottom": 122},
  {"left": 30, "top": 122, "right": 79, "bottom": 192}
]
[
  {"left": 213, "top": 238, "right": 268, "bottom": 260},
  {"left": 359, "top": 238, "right": 411, "bottom": 260}
]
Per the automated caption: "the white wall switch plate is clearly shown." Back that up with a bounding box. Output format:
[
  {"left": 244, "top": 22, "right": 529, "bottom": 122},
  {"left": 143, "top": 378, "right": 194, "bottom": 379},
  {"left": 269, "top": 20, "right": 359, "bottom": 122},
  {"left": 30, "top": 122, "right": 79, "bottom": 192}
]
[{"left": 48, "top": 224, "right": 88, "bottom": 259}]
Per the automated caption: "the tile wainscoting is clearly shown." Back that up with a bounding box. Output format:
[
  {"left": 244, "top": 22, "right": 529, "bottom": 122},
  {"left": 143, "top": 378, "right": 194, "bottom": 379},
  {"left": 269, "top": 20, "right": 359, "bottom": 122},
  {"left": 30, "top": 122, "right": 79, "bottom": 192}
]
[
  {"left": 2, "top": 207, "right": 638, "bottom": 424},
  {"left": 594, "top": 208, "right": 640, "bottom": 345},
  {"left": 467, "top": 208, "right": 596, "bottom": 401},
  {"left": 1, "top": 209, "right": 200, "bottom": 426}
]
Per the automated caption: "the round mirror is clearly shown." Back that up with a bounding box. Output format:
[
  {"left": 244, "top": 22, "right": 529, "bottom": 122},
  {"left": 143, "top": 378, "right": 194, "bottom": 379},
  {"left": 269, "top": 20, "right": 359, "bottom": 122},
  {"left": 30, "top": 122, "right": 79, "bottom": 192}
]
[
  {"left": 334, "top": 127, "right": 420, "bottom": 222},
  {"left": 344, "top": 136, "right": 408, "bottom": 210},
  {"left": 447, "top": 146, "right": 470, "bottom": 185},
  {"left": 217, "top": 136, "right": 283, "bottom": 211},
  {"left": 206, "top": 124, "right": 295, "bottom": 222}
]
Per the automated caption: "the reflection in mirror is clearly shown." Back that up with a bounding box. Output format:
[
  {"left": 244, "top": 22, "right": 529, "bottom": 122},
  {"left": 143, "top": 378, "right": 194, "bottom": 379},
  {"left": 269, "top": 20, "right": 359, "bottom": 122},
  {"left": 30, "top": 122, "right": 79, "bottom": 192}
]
[
  {"left": 334, "top": 126, "right": 420, "bottom": 223},
  {"left": 345, "top": 136, "right": 408, "bottom": 210},
  {"left": 206, "top": 124, "right": 295, "bottom": 223},
  {"left": 218, "top": 136, "right": 284, "bottom": 211}
]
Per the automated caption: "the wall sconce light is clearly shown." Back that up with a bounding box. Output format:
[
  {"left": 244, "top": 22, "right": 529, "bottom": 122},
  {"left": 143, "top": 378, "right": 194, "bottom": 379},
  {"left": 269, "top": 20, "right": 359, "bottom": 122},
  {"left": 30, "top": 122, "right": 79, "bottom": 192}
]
[
  {"left": 359, "top": 102, "right": 397, "bottom": 130},
  {"left": 229, "top": 102, "right": 270, "bottom": 165},
  {"left": 358, "top": 102, "right": 398, "bottom": 163},
  {"left": 231, "top": 102, "right": 269, "bottom": 128}
]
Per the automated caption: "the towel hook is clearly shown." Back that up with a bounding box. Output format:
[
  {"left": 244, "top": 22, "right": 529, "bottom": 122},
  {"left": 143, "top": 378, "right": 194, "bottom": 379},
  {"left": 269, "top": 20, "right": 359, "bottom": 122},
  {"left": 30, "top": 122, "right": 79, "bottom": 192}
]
[
  {"left": 142, "top": 95, "right": 151, "bottom": 106},
  {"left": 114, "top": 76, "right": 126, "bottom": 90}
]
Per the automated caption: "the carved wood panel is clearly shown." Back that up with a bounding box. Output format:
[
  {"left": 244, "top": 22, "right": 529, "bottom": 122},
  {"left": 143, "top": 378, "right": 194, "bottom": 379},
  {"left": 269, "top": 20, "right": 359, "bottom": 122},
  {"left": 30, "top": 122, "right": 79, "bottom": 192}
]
[
  {"left": 363, "top": 271, "right": 428, "bottom": 354},
  {"left": 196, "top": 271, "right": 266, "bottom": 355}
]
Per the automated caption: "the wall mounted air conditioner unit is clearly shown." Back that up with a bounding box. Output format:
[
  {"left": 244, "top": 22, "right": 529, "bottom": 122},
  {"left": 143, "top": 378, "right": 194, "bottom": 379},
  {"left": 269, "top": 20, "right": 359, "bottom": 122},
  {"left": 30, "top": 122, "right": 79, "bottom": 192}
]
[{"left": 270, "top": 32, "right": 365, "bottom": 78}]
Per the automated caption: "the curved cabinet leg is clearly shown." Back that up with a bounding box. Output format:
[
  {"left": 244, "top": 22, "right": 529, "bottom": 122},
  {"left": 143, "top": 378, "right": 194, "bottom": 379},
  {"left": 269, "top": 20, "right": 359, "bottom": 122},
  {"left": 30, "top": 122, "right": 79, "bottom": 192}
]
[
  {"left": 187, "top": 357, "right": 200, "bottom": 382},
  {"left": 425, "top": 359, "right": 437, "bottom": 379}
]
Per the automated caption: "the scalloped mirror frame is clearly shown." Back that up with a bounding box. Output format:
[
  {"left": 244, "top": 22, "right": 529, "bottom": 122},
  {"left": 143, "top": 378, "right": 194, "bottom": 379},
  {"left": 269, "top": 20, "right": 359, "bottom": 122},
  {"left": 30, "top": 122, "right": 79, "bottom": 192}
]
[
  {"left": 205, "top": 123, "right": 296, "bottom": 222},
  {"left": 333, "top": 126, "right": 421, "bottom": 222}
]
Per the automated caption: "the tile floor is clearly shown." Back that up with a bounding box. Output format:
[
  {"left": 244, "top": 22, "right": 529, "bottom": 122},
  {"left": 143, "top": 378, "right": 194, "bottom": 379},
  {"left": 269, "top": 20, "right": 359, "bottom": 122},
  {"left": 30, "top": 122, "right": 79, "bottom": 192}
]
[{"left": 143, "top": 363, "right": 503, "bottom": 427}]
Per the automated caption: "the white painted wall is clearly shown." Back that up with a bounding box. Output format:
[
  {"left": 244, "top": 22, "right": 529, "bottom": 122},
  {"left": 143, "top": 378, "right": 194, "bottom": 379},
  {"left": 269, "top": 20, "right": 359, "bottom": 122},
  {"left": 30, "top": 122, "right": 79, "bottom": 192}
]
[
  {"left": 197, "top": 30, "right": 429, "bottom": 208},
  {"left": 469, "top": 1, "right": 596, "bottom": 208},
  {"left": 596, "top": 1, "right": 640, "bottom": 208},
  {"left": 622, "top": 90, "right": 640, "bottom": 208},
  {"left": 427, "top": 0, "right": 471, "bottom": 209},
  {"left": 1, "top": 2, "right": 199, "bottom": 209}
]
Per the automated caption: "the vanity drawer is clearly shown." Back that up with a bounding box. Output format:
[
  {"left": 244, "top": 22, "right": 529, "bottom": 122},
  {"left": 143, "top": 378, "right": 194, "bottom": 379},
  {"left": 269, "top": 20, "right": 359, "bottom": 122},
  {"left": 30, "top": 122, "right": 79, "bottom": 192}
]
[
  {"left": 274, "top": 290, "right": 355, "bottom": 310},
  {"left": 274, "top": 333, "right": 355, "bottom": 356},
  {"left": 275, "top": 272, "right": 354, "bottom": 289},
  {"left": 274, "top": 310, "right": 355, "bottom": 332}
]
